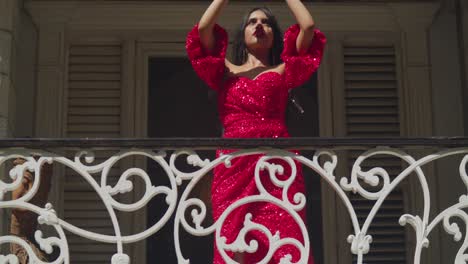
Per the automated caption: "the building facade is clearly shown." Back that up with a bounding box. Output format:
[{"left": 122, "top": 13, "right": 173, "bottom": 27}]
[{"left": 1, "top": 0, "right": 467, "bottom": 263}]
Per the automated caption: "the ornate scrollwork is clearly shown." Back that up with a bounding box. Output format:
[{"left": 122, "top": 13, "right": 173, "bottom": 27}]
[
  {"left": 219, "top": 213, "right": 306, "bottom": 264},
  {"left": 311, "top": 149, "right": 337, "bottom": 179},
  {"left": 213, "top": 152, "right": 309, "bottom": 263},
  {"left": 172, "top": 149, "right": 310, "bottom": 263},
  {"left": 0, "top": 149, "right": 179, "bottom": 263},
  {"left": 1, "top": 146, "right": 468, "bottom": 264},
  {"left": 0, "top": 223, "right": 69, "bottom": 264}
]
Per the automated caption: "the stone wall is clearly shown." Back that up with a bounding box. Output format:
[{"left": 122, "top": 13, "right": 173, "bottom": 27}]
[
  {"left": 429, "top": 0, "right": 467, "bottom": 261},
  {"left": 0, "top": 0, "right": 38, "bottom": 250},
  {"left": 0, "top": 0, "right": 38, "bottom": 138},
  {"left": 0, "top": 0, "right": 18, "bottom": 138},
  {"left": 461, "top": 0, "right": 468, "bottom": 136}
]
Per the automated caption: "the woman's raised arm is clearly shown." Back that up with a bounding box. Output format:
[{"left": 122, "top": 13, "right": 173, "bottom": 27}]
[
  {"left": 285, "top": 0, "right": 316, "bottom": 55},
  {"left": 198, "top": 0, "right": 229, "bottom": 53}
]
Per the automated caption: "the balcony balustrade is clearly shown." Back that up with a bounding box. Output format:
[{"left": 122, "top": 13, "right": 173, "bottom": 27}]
[{"left": 0, "top": 137, "right": 467, "bottom": 264}]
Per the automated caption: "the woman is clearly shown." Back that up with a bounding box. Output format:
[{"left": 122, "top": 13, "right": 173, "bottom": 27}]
[{"left": 186, "top": 1, "right": 326, "bottom": 263}]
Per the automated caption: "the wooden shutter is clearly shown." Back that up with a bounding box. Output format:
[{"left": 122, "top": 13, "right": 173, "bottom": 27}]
[
  {"left": 343, "top": 45, "right": 407, "bottom": 263},
  {"left": 65, "top": 43, "right": 122, "bottom": 263}
]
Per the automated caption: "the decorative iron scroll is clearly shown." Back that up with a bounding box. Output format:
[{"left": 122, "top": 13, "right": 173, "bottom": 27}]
[{"left": 0, "top": 146, "right": 467, "bottom": 263}]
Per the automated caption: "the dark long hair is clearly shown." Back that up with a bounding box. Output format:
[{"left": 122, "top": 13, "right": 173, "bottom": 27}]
[{"left": 232, "top": 7, "right": 283, "bottom": 66}]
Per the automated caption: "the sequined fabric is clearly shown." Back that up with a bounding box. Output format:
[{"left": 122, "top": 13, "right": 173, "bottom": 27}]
[{"left": 187, "top": 23, "right": 326, "bottom": 264}]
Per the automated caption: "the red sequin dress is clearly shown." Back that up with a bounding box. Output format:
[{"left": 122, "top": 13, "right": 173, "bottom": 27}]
[{"left": 186, "top": 23, "right": 326, "bottom": 264}]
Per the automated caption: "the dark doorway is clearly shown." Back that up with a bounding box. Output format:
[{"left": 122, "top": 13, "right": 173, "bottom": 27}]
[
  {"left": 146, "top": 57, "right": 218, "bottom": 264},
  {"left": 286, "top": 73, "right": 324, "bottom": 264},
  {"left": 147, "top": 57, "right": 323, "bottom": 263}
]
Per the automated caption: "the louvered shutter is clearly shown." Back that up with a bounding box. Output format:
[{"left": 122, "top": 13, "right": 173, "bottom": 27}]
[
  {"left": 343, "top": 45, "right": 407, "bottom": 263},
  {"left": 65, "top": 43, "right": 122, "bottom": 263}
]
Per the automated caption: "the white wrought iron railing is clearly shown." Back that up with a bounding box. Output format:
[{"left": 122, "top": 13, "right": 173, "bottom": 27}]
[{"left": 0, "top": 137, "right": 467, "bottom": 264}]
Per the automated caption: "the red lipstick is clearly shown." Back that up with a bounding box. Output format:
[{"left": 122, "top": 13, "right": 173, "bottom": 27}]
[{"left": 254, "top": 25, "right": 265, "bottom": 38}]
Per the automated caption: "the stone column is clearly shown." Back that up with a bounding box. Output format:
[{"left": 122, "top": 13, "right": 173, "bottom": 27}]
[
  {"left": 0, "top": 0, "right": 19, "bottom": 248},
  {"left": 429, "top": 0, "right": 466, "bottom": 262},
  {"left": 390, "top": 3, "right": 441, "bottom": 264},
  {"left": 0, "top": 1, "right": 17, "bottom": 138},
  {"left": 460, "top": 0, "right": 468, "bottom": 135},
  {"left": 0, "top": 0, "right": 40, "bottom": 255}
]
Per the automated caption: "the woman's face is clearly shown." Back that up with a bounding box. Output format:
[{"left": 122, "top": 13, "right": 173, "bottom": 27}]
[{"left": 244, "top": 10, "right": 274, "bottom": 51}]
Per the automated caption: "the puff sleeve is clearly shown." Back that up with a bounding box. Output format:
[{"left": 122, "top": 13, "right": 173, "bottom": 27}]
[
  {"left": 281, "top": 24, "right": 326, "bottom": 89},
  {"left": 186, "top": 24, "right": 228, "bottom": 91}
]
